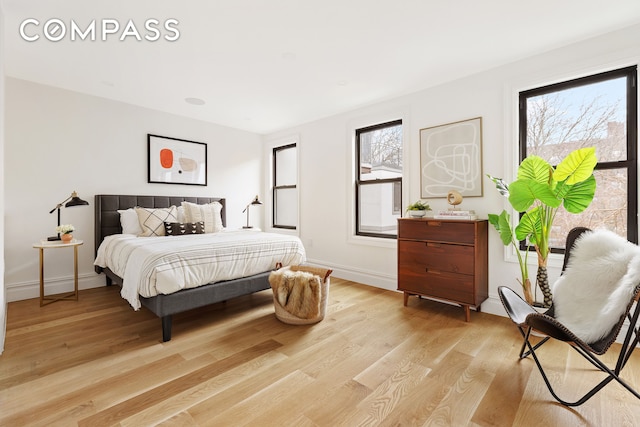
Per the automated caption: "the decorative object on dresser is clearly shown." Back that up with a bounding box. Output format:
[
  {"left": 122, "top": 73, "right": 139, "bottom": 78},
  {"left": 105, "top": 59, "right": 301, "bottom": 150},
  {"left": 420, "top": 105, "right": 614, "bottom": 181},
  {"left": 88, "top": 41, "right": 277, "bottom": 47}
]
[
  {"left": 47, "top": 191, "right": 89, "bottom": 241},
  {"left": 446, "top": 190, "right": 463, "bottom": 208},
  {"left": 420, "top": 117, "right": 483, "bottom": 198},
  {"left": 405, "top": 200, "right": 431, "bottom": 218},
  {"left": 433, "top": 209, "right": 477, "bottom": 220},
  {"left": 147, "top": 134, "right": 207, "bottom": 186},
  {"left": 242, "top": 194, "right": 262, "bottom": 228},
  {"left": 397, "top": 218, "right": 488, "bottom": 321}
]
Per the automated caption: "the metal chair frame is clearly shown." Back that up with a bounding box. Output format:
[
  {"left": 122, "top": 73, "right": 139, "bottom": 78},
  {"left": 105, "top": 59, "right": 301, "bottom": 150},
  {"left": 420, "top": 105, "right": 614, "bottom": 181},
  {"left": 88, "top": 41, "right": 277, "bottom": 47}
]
[{"left": 499, "top": 227, "right": 640, "bottom": 406}]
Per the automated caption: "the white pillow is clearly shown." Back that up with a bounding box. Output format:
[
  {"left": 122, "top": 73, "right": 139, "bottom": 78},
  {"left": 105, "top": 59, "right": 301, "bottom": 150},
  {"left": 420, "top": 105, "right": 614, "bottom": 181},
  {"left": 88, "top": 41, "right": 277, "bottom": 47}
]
[
  {"left": 134, "top": 206, "right": 178, "bottom": 237},
  {"left": 182, "top": 201, "right": 223, "bottom": 233},
  {"left": 118, "top": 209, "right": 143, "bottom": 235},
  {"left": 177, "top": 205, "right": 186, "bottom": 223}
]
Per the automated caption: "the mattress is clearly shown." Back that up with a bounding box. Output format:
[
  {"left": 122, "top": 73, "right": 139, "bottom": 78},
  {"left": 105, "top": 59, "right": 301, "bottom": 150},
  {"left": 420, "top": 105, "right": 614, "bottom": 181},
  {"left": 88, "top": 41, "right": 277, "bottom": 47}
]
[{"left": 94, "top": 229, "right": 306, "bottom": 309}]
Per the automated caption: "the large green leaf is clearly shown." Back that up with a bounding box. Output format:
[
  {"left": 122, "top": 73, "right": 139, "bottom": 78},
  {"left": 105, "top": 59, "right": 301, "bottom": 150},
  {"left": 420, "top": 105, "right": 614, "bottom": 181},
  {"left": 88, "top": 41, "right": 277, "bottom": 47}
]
[
  {"left": 508, "top": 179, "right": 561, "bottom": 212},
  {"left": 515, "top": 207, "right": 542, "bottom": 244},
  {"left": 486, "top": 174, "right": 509, "bottom": 197},
  {"left": 553, "top": 147, "right": 597, "bottom": 185},
  {"left": 562, "top": 175, "right": 597, "bottom": 213},
  {"left": 488, "top": 210, "right": 514, "bottom": 246},
  {"left": 517, "top": 156, "right": 552, "bottom": 184}
]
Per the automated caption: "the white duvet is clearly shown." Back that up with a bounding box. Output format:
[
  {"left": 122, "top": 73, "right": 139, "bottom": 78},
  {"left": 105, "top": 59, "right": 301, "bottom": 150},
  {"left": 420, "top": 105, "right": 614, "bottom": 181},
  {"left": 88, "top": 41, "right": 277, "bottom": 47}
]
[{"left": 94, "top": 230, "right": 306, "bottom": 310}]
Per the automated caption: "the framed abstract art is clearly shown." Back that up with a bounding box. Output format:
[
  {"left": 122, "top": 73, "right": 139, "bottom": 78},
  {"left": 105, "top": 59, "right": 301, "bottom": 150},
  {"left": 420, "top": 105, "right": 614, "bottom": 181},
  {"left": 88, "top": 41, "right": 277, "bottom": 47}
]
[
  {"left": 147, "top": 134, "right": 207, "bottom": 186},
  {"left": 419, "top": 117, "right": 483, "bottom": 198}
]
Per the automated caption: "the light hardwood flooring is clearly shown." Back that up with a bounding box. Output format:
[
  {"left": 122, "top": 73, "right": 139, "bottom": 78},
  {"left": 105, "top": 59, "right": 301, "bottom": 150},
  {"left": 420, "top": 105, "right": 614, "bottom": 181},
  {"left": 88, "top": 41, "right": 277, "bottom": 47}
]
[{"left": 1, "top": 278, "right": 639, "bottom": 426}]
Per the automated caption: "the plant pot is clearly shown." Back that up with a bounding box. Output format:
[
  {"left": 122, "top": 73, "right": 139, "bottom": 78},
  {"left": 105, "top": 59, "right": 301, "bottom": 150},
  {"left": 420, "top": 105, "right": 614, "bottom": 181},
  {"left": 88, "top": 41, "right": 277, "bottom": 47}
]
[
  {"left": 61, "top": 234, "right": 73, "bottom": 243},
  {"left": 408, "top": 210, "right": 426, "bottom": 218}
]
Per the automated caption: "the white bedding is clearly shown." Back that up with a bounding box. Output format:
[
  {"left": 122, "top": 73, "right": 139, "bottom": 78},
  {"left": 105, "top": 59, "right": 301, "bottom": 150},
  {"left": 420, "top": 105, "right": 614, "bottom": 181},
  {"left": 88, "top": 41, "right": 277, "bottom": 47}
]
[{"left": 94, "top": 230, "right": 306, "bottom": 310}]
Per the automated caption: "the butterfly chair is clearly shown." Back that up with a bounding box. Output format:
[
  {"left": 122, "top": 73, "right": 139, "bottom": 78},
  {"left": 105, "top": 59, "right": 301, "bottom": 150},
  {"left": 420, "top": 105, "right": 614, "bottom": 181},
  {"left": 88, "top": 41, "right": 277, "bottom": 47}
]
[{"left": 498, "top": 227, "right": 640, "bottom": 406}]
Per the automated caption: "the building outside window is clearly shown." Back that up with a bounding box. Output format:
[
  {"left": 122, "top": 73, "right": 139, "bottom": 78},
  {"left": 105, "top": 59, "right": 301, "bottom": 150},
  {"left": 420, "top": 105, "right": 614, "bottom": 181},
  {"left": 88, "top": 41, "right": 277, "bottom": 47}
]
[
  {"left": 273, "top": 143, "right": 297, "bottom": 229},
  {"left": 519, "top": 66, "right": 637, "bottom": 251},
  {"left": 355, "top": 119, "right": 403, "bottom": 238}
]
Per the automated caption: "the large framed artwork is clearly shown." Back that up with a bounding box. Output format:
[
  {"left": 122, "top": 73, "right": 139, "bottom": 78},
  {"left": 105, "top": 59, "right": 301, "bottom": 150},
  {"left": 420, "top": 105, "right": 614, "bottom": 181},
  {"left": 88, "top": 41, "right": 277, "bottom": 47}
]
[
  {"left": 148, "top": 134, "right": 207, "bottom": 186},
  {"left": 420, "top": 117, "right": 483, "bottom": 198}
]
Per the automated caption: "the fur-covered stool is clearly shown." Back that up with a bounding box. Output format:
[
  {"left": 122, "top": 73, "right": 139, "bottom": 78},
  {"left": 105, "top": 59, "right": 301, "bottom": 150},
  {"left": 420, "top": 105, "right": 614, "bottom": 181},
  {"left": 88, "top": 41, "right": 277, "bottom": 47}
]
[{"left": 269, "top": 265, "right": 332, "bottom": 325}]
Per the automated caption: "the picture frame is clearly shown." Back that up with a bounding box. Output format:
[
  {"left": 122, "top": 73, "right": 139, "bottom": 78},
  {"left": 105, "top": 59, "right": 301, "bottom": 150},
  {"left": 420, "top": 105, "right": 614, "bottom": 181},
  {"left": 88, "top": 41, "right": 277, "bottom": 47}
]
[
  {"left": 419, "top": 117, "right": 483, "bottom": 198},
  {"left": 147, "top": 134, "right": 207, "bottom": 186}
]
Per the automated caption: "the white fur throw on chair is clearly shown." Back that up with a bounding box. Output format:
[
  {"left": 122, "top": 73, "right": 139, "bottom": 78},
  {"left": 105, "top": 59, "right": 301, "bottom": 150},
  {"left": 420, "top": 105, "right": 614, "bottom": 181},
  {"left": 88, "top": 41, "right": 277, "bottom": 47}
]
[{"left": 552, "top": 229, "right": 640, "bottom": 344}]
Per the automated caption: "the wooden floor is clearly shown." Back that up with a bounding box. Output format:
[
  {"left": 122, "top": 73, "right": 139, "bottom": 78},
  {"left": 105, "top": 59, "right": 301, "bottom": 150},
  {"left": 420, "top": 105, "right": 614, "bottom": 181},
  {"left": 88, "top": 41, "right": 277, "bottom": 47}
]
[{"left": 1, "top": 278, "right": 639, "bottom": 426}]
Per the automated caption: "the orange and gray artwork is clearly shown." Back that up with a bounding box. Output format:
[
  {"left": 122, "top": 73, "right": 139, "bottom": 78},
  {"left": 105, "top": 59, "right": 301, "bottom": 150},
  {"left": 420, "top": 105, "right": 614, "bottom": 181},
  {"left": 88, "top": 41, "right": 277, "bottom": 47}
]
[{"left": 160, "top": 148, "right": 198, "bottom": 174}]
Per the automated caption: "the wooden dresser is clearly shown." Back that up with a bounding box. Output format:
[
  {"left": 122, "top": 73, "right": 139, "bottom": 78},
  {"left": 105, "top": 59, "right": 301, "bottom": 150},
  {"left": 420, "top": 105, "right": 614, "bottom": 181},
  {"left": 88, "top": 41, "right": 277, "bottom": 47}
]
[{"left": 397, "top": 218, "right": 488, "bottom": 321}]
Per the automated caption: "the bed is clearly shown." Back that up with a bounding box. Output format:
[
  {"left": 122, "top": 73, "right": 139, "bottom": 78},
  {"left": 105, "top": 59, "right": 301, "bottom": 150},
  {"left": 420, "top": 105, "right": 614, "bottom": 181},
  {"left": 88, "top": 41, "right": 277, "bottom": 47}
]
[{"left": 93, "top": 194, "right": 305, "bottom": 341}]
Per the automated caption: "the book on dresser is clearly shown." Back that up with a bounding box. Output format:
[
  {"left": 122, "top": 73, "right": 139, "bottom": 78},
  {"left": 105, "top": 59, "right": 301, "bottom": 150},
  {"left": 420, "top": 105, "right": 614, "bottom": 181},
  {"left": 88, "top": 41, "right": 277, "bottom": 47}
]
[
  {"left": 396, "top": 217, "right": 488, "bottom": 322},
  {"left": 433, "top": 209, "right": 478, "bottom": 220}
]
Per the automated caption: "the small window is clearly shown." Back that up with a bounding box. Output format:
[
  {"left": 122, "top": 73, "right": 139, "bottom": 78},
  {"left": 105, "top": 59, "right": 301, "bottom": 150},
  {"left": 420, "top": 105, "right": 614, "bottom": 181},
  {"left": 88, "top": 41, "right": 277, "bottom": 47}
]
[
  {"left": 519, "top": 66, "right": 637, "bottom": 250},
  {"left": 356, "top": 119, "right": 403, "bottom": 238},
  {"left": 273, "top": 144, "right": 297, "bottom": 229}
]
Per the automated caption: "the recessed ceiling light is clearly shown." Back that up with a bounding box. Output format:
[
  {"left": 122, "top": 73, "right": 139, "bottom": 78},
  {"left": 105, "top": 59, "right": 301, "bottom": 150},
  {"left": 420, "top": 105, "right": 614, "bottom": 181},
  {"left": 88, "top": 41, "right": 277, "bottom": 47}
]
[
  {"left": 282, "top": 52, "right": 297, "bottom": 61},
  {"left": 337, "top": 80, "right": 349, "bottom": 86},
  {"left": 185, "top": 97, "right": 205, "bottom": 105}
]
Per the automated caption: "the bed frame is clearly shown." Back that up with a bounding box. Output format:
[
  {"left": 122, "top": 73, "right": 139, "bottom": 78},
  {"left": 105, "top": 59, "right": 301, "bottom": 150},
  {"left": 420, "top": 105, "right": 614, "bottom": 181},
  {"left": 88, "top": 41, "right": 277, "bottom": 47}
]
[{"left": 94, "top": 194, "right": 271, "bottom": 342}]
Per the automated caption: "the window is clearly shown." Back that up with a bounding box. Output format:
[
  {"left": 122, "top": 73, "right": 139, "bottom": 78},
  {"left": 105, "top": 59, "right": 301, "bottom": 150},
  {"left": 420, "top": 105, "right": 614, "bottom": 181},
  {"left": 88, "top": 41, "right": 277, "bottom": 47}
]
[
  {"left": 273, "top": 143, "right": 297, "bottom": 229},
  {"left": 356, "top": 119, "right": 403, "bottom": 238},
  {"left": 519, "top": 66, "right": 637, "bottom": 250}
]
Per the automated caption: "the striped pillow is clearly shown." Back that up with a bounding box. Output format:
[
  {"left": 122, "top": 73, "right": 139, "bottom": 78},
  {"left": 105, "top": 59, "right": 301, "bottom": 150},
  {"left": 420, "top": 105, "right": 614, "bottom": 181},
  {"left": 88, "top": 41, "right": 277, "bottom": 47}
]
[{"left": 182, "top": 201, "right": 223, "bottom": 233}]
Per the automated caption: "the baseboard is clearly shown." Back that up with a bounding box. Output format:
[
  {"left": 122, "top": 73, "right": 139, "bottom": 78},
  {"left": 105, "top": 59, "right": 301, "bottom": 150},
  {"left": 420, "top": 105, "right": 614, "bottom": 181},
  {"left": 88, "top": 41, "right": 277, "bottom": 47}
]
[
  {"left": 305, "top": 257, "right": 509, "bottom": 319},
  {"left": 7, "top": 273, "right": 106, "bottom": 302},
  {"left": 304, "top": 257, "right": 398, "bottom": 291}
]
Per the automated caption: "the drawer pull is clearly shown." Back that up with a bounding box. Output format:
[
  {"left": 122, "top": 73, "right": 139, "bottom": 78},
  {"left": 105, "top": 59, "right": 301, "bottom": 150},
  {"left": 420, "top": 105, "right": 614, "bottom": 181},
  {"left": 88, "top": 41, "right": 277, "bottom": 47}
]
[
  {"left": 427, "top": 221, "right": 442, "bottom": 227},
  {"left": 425, "top": 268, "right": 442, "bottom": 275},
  {"left": 426, "top": 242, "right": 441, "bottom": 248}
]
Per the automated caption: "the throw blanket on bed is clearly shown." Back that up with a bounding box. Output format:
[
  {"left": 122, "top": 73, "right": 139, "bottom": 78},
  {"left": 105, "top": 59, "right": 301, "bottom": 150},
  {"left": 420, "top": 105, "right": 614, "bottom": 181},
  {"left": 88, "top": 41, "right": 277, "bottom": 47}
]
[
  {"left": 94, "top": 230, "right": 306, "bottom": 310},
  {"left": 552, "top": 228, "right": 640, "bottom": 343},
  {"left": 269, "top": 269, "right": 321, "bottom": 319}
]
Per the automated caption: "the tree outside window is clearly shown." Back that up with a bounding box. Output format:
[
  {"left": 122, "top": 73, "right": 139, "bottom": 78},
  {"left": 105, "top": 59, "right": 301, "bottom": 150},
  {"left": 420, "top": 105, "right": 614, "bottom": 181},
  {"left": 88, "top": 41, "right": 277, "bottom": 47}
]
[
  {"left": 356, "top": 120, "right": 403, "bottom": 238},
  {"left": 520, "top": 66, "right": 637, "bottom": 250}
]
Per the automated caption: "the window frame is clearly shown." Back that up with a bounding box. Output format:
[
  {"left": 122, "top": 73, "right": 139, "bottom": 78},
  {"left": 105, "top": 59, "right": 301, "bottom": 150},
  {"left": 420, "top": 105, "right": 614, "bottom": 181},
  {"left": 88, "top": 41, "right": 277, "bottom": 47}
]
[
  {"left": 272, "top": 143, "right": 297, "bottom": 230},
  {"left": 518, "top": 65, "right": 638, "bottom": 252},
  {"left": 355, "top": 119, "right": 403, "bottom": 239}
]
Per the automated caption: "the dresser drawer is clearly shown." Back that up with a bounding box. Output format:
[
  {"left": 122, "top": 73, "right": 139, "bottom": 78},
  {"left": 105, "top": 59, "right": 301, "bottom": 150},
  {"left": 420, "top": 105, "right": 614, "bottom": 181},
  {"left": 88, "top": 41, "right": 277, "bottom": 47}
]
[
  {"left": 398, "top": 219, "right": 475, "bottom": 244},
  {"left": 398, "top": 271, "right": 475, "bottom": 305},
  {"left": 399, "top": 240, "right": 474, "bottom": 275}
]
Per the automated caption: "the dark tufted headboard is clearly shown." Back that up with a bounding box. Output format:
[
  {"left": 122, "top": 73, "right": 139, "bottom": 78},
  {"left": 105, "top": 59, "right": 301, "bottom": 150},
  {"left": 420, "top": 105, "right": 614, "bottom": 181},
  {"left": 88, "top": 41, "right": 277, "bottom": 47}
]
[{"left": 94, "top": 194, "right": 226, "bottom": 257}]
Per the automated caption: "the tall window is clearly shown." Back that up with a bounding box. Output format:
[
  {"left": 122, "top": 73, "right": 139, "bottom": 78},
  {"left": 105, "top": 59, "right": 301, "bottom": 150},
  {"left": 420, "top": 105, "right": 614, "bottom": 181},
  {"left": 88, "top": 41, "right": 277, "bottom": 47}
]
[
  {"left": 519, "top": 66, "right": 637, "bottom": 250},
  {"left": 356, "top": 119, "right": 403, "bottom": 238},
  {"left": 273, "top": 143, "right": 297, "bottom": 229}
]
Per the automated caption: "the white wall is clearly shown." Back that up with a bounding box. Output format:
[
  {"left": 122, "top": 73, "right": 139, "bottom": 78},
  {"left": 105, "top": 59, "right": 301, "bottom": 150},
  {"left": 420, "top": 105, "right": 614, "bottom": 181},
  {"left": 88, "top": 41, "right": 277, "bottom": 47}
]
[
  {"left": 4, "top": 79, "right": 263, "bottom": 301},
  {"left": 266, "top": 24, "right": 640, "bottom": 316}
]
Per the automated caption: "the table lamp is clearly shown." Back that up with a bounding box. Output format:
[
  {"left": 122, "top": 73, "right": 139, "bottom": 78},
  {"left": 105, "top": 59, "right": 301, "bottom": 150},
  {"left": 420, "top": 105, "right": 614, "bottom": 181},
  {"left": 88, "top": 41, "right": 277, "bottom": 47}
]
[
  {"left": 47, "top": 191, "right": 89, "bottom": 241},
  {"left": 242, "top": 195, "right": 262, "bottom": 229}
]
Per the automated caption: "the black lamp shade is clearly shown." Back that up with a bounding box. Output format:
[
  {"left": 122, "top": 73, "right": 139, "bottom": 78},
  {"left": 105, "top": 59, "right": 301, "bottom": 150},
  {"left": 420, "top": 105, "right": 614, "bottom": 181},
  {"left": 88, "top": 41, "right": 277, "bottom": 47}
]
[{"left": 66, "top": 196, "right": 89, "bottom": 207}]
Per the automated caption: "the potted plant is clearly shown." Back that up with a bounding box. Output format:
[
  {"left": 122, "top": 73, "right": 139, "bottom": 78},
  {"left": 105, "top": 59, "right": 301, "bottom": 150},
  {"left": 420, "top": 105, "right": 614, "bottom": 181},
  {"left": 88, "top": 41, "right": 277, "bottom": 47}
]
[
  {"left": 488, "top": 147, "right": 597, "bottom": 307},
  {"left": 405, "top": 200, "right": 431, "bottom": 217},
  {"left": 56, "top": 223, "right": 75, "bottom": 243}
]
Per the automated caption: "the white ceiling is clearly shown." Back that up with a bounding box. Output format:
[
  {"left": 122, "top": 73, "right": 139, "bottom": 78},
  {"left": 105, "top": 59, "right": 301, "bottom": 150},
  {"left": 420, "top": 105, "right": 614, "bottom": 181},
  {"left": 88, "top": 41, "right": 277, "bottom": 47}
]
[{"left": 3, "top": 0, "right": 640, "bottom": 134}]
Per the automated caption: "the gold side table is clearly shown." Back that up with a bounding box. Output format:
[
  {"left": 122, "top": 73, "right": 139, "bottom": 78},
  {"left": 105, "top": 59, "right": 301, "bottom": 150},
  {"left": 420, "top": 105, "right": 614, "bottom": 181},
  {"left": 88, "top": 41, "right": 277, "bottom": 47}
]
[{"left": 33, "top": 240, "right": 83, "bottom": 306}]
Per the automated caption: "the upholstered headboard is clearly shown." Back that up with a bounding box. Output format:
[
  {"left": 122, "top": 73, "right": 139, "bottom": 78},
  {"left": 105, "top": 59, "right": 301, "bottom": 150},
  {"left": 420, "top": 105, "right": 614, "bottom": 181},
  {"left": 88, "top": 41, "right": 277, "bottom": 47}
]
[{"left": 94, "top": 194, "right": 226, "bottom": 257}]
